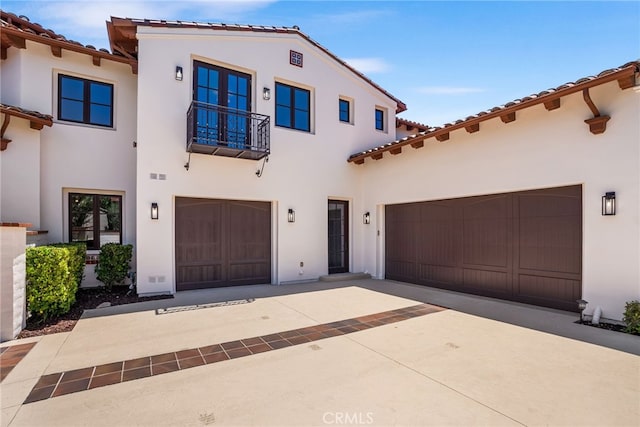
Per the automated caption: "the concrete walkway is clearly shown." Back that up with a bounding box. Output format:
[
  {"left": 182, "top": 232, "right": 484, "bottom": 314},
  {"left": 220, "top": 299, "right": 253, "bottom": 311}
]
[{"left": 1, "top": 281, "right": 639, "bottom": 426}]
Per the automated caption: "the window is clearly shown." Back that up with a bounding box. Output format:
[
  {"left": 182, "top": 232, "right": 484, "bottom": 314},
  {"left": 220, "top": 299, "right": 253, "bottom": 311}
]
[
  {"left": 290, "top": 50, "right": 303, "bottom": 67},
  {"left": 275, "top": 82, "right": 310, "bottom": 132},
  {"left": 69, "top": 193, "right": 122, "bottom": 250},
  {"left": 375, "top": 108, "right": 385, "bottom": 131},
  {"left": 58, "top": 74, "right": 113, "bottom": 127},
  {"left": 339, "top": 99, "right": 350, "bottom": 123}
]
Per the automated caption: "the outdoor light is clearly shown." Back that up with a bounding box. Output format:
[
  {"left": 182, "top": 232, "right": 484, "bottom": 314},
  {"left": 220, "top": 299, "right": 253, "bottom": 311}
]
[
  {"left": 151, "top": 202, "right": 159, "bottom": 220},
  {"left": 363, "top": 212, "right": 371, "bottom": 225},
  {"left": 287, "top": 208, "right": 295, "bottom": 223},
  {"left": 576, "top": 299, "right": 588, "bottom": 323},
  {"left": 602, "top": 192, "right": 616, "bottom": 216},
  {"left": 175, "top": 66, "right": 183, "bottom": 81},
  {"left": 263, "top": 87, "right": 271, "bottom": 100}
]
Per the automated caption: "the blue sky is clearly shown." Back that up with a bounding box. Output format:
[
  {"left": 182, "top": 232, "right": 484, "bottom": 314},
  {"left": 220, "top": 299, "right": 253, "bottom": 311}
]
[{"left": 3, "top": 1, "right": 638, "bottom": 126}]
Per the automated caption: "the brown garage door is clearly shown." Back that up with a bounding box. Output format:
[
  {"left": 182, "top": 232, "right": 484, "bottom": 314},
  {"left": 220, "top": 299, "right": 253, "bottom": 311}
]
[
  {"left": 386, "top": 185, "right": 582, "bottom": 311},
  {"left": 175, "top": 197, "right": 271, "bottom": 291}
]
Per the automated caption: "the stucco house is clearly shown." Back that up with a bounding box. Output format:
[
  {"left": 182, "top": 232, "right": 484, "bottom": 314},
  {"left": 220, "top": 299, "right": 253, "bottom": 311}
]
[{"left": 1, "top": 11, "right": 638, "bottom": 322}]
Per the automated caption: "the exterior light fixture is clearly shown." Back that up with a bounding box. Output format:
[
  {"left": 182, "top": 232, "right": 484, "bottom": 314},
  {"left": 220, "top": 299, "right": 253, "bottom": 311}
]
[
  {"left": 263, "top": 87, "right": 271, "bottom": 100},
  {"left": 175, "top": 66, "right": 183, "bottom": 81},
  {"left": 576, "top": 299, "right": 588, "bottom": 324},
  {"left": 287, "top": 208, "right": 295, "bottom": 223},
  {"left": 151, "top": 202, "right": 159, "bottom": 220},
  {"left": 363, "top": 212, "right": 371, "bottom": 225},
  {"left": 602, "top": 192, "right": 616, "bottom": 216}
]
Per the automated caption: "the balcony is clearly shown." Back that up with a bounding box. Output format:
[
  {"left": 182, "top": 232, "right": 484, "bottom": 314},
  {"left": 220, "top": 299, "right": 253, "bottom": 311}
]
[{"left": 187, "top": 101, "right": 270, "bottom": 160}]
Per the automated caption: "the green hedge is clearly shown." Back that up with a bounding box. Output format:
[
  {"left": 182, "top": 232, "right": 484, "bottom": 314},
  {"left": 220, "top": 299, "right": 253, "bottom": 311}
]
[
  {"left": 50, "top": 242, "right": 86, "bottom": 288},
  {"left": 623, "top": 300, "right": 640, "bottom": 334},
  {"left": 25, "top": 246, "right": 77, "bottom": 320},
  {"left": 95, "top": 243, "right": 133, "bottom": 290}
]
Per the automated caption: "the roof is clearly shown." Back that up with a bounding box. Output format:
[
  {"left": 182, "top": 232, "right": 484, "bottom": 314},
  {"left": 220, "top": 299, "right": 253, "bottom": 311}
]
[
  {"left": 1, "top": 103, "right": 53, "bottom": 128},
  {"left": 106, "top": 17, "right": 406, "bottom": 113},
  {"left": 1, "top": 103, "right": 53, "bottom": 151},
  {"left": 396, "top": 118, "right": 429, "bottom": 132},
  {"left": 349, "top": 60, "right": 640, "bottom": 164},
  {"left": 0, "top": 11, "right": 137, "bottom": 73}
]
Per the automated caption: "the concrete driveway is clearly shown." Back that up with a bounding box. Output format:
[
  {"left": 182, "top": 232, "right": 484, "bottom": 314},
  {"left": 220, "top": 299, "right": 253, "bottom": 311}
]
[{"left": 1, "top": 282, "right": 639, "bottom": 426}]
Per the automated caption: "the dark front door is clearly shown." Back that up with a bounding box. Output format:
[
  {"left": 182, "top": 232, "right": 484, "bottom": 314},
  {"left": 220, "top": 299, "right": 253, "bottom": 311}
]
[
  {"left": 328, "top": 200, "right": 349, "bottom": 274},
  {"left": 385, "top": 185, "right": 582, "bottom": 312},
  {"left": 175, "top": 197, "right": 271, "bottom": 291},
  {"left": 193, "top": 61, "right": 251, "bottom": 148}
]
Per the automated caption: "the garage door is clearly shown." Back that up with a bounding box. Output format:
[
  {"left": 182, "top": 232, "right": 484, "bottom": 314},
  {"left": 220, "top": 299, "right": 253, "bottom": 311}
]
[
  {"left": 175, "top": 197, "right": 271, "bottom": 291},
  {"left": 385, "top": 185, "right": 582, "bottom": 311}
]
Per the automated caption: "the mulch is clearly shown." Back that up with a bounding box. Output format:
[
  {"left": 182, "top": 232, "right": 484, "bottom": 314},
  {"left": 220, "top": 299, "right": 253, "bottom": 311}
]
[{"left": 17, "top": 287, "right": 173, "bottom": 338}]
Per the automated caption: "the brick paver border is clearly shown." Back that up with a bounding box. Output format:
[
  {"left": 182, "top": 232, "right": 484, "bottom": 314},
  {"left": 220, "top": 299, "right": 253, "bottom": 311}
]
[{"left": 24, "top": 303, "right": 446, "bottom": 404}]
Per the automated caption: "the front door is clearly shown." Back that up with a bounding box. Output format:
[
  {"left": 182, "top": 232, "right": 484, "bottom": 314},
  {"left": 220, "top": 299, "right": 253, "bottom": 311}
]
[
  {"left": 193, "top": 61, "right": 251, "bottom": 148},
  {"left": 328, "top": 200, "right": 349, "bottom": 274}
]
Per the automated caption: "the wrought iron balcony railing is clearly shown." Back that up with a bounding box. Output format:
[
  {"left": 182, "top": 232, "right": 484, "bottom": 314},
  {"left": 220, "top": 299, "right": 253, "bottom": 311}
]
[{"left": 187, "top": 101, "right": 270, "bottom": 160}]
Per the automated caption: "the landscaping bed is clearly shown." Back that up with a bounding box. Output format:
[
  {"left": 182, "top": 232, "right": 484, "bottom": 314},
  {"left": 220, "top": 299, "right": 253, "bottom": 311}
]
[{"left": 18, "top": 287, "right": 173, "bottom": 338}]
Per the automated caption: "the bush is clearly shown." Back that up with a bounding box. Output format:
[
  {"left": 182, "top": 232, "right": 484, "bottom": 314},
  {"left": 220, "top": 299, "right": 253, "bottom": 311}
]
[
  {"left": 95, "top": 243, "right": 133, "bottom": 290},
  {"left": 623, "top": 300, "right": 640, "bottom": 334},
  {"left": 26, "top": 246, "right": 77, "bottom": 320},
  {"left": 50, "top": 243, "right": 86, "bottom": 288}
]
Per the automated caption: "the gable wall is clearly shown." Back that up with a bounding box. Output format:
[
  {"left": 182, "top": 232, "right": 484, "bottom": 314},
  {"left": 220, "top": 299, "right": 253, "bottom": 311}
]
[{"left": 135, "top": 28, "right": 398, "bottom": 293}]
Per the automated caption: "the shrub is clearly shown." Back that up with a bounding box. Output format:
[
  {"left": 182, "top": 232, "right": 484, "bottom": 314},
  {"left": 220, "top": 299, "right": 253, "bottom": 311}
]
[
  {"left": 95, "top": 243, "right": 133, "bottom": 290},
  {"left": 25, "top": 246, "right": 76, "bottom": 320},
  {"left": 50, "top": 243, "right": 86, "bottom": 288},
  {"left": 623, "top": 300, "right": 640, "bottom": 335}
]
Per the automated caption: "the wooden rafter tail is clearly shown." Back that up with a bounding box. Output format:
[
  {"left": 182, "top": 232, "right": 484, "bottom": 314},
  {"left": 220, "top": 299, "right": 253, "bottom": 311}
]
[{"left": 1, "top": 113, "right": 11, "bottom": 151}]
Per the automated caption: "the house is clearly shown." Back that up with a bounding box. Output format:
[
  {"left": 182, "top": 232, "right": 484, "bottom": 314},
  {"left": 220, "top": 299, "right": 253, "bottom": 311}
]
[{"left": 1, "top": 11, "right": 638, "bottom": 321}]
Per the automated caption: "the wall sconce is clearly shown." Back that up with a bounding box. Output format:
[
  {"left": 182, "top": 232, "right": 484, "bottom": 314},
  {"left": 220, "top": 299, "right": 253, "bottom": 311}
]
[
  {"left": 602, "top": 192, "right": 616, "bottom": 216},
  {"left": 363, "top": 212, "right": 371, "bottom": 225},
  {"left": 263, "top": 87, "right": 271, "bottom": 100},
  {"left": 576, "top": 299, "right": 588, "bottom": 324},
  {"left": 287, "top": 208, "right": 295, "bottom": 223},
  {"left": 175, "top": 66, "right": 183, "bottom": 81},
  {"left": 151, "top": 202, "right": 159, "bottom": 220}
]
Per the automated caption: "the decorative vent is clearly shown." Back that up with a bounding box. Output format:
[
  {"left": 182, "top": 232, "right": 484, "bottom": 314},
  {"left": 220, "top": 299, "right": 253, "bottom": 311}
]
[{"left": 290, "top": 50, "right": 303, "bottom": 68}]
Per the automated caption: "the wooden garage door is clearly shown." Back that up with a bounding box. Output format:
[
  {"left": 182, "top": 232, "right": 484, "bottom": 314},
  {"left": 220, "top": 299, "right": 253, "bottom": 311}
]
[
  {"left": 175, "top": 197, "right": 271, "bottom": 291},
  {"left": 386, "top": 185, "right": 582, "bottom": 311}
]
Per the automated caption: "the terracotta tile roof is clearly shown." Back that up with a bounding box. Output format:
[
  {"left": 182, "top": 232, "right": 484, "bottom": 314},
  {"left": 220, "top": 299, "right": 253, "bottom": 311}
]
[
  {"left": 396, "top": 118, "right": 429, "bottom": 132},
  {"left": 0, "top": 11, "right": 136, "bottom": 72},
  {"left": 1, "top": 103, "right": 53, "bottom": 127},
  {"left": 106, "top": 17, "right": 406, "bottom": 113},
  {"left": 349, "top": 60, "right": 640, "bottom": 164}
]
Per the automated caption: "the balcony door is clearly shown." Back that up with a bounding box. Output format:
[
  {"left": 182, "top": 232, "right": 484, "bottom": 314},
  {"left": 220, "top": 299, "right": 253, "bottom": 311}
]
[{"left": 193, "top": 61, "right": 251, "bottom": 148}]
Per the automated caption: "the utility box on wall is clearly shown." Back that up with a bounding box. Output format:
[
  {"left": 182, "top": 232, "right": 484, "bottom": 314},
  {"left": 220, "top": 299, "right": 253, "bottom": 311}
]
[{"left": 0, "top": 224, "right": 28, "bottom": 342}]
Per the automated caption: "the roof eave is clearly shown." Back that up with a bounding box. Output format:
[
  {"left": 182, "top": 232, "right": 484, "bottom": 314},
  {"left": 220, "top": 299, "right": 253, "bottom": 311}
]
[{"left": 349, "top": 61, "right": 639, "bottom": 164}]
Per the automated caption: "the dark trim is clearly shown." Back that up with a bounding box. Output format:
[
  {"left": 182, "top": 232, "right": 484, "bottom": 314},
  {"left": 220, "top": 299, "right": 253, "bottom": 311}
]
[
  {"left": 375, "top": 108, "right": 384, "bottom": 131},
  {"left": 58, "top": 74, "right": 114, "bottom": 128},
  {"left": 275, "top": 82, "right": 310, "bottom": 132},
  {"left": 339, "top": 98, "right": 350, "bottom": 123},
  {"left": 69, "top": 193, "right": 122, "bottom": 250}
]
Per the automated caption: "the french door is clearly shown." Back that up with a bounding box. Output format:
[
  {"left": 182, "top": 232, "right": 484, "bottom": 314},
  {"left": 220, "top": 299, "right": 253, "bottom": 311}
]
[{"left": 193, "top": 61, "right": 251, "bottom": 148}]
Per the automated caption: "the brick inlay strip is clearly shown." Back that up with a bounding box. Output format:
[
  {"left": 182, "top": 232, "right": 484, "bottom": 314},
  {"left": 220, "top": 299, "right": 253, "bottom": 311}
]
[
  {"left": 1, "top": 342, "right": 36, "bottom": 382},
  {"left": 24, "top": 303, "right": 445, "bottom": 404}
]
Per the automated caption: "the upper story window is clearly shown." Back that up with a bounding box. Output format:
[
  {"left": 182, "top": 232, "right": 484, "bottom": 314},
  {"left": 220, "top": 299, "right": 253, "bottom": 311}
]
[
  {"left": 69, "top": 193, "right": 122, "bottom": 250},
  {"left": 375, "top": 108, "right": 385, "bottom": 131},
  {"left": 339, "top": 98, "right": 351, "bottom": 123},
  {"left": 275, "top": 82, "right": 310, "bottom": 132},
  {"left": 58, "top": 74, "right": 113, "bottom": 127}
]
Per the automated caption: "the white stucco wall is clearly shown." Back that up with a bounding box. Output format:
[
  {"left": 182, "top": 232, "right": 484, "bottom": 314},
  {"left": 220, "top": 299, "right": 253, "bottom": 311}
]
[
  {"left": 0, "top": 118, "right": 41, "bottom": 228},
  {"left": 359, "top": 81, "right": 640, "bottom": 321},
  {"left": 1, "top": 41, "right": 137, "bottom": 252},
  {"left": 135, "top": 28, "right": 397, "bottom": 294}
]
